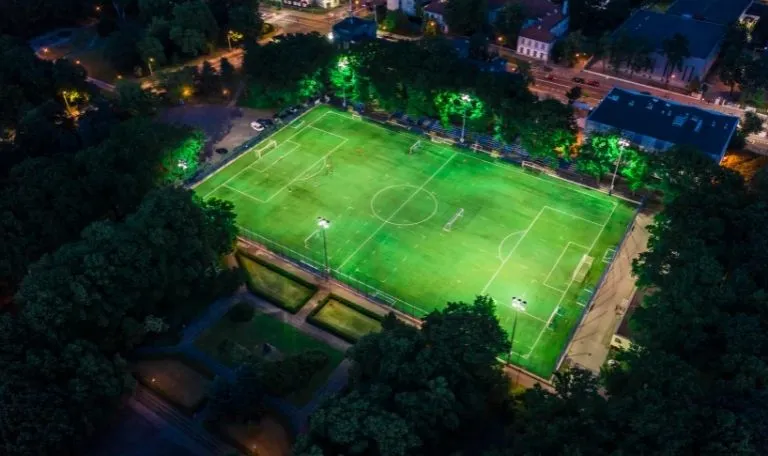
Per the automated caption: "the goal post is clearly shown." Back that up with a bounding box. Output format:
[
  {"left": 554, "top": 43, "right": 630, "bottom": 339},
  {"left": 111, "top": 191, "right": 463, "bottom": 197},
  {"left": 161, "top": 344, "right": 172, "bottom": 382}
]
[
  {"left": 443, "top": 208, "right": 464, "bottom": 232},
  {"left": 521, "top": 160, "right": 552, "bottom": 175},
  {"left": 572, "top": 254, "right": 594, "bottom": 283},
  {"left": 351, "top": 112, "right": 362, "bottom": 121},
  {"left": 253, "top": 140, "right": 277, "bottom": 159},
  {"left": 430, "top": 135, "right": 454, "bottom": 145},
  {"left": 409, "top": 140, "right": 422, "bottom": 155}
]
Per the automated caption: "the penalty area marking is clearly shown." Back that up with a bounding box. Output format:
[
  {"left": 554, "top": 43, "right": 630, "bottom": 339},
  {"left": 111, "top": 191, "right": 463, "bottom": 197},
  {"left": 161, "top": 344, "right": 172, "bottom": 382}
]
[{"left": 497, "top": 230, "right": 526, "bottom": 261}]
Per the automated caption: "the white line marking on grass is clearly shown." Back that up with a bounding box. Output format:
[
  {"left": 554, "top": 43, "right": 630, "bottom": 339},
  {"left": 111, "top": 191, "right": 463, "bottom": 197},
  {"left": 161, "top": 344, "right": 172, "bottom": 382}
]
[
  {"left": 222, "top": 184, "right": 267, "bottom": 203},
  {"left": 481, "top": 208, "right": 546, "bottom": 295},
  {"left": 543, "top": 206, "right": 607, "bottom": 226},
  {"left": 337, "top": 153, "right": 458, "bottom": 271},
  {"left": 543, "top": 283, "right": 566, "bottom": 294},
  {"left": 256, "top": 140, "right": 300, "bottom": 173},
  {"left": 308, "top": 125, "right": 349, "bottom": 141},
  {"left": 497, "top": 230, "right": 526, "bottom": 261},
  {"left": 543, "top": 242, "right": 591, "bottom": 289},
  {"left": 193, "top": 107, "right": 320, "bottom": 190},
  {"left": 263, "top": 138, "right": 348, "bottom": 203},
  {"left": 525, "top": 203, "right": 619, "bottom": 358}
]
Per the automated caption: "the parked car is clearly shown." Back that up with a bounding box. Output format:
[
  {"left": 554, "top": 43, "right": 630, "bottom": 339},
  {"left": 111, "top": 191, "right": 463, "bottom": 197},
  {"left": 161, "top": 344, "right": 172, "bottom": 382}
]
[
  {"left": 215, "top": 147, "right": 228, "bottom": 155},
  {"left": 250, "top": 121, "right": 265, "bottom": 131},
  {"left": 257, "top": 118, "right": 274, "bottom": 127},
  {"left": 572, "top": 77, "right": 586, "bottom": 84},
  {"left": 587, "top": 79, "right": 600, "bottom": 87}
]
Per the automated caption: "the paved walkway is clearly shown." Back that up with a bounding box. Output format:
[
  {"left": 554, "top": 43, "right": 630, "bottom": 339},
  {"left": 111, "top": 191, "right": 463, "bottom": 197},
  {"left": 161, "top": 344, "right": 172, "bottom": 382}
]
[{"left": 563, "top": 207, "right": 654, "bottom": 373}]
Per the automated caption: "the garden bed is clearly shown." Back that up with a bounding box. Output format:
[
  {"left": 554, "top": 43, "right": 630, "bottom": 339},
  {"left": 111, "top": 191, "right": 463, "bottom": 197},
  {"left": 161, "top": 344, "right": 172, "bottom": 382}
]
[
  {"left": 237, "top": 251, "right": 317, "bottom": 312},
  {"left": 308, "top": 296, "right": 383, "bottom": 343}
]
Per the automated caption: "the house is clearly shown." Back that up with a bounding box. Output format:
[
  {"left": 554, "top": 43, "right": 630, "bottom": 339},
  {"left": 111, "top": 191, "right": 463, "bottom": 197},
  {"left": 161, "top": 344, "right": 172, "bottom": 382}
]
[
  {"left": 387, "top": 0, "right": 430, "bottom": 16},
  {"left": 606, "top": 0, "right": 753, "bottom": 87},
  {"left": 283, "top": 0, "right": 340, "bottom": 8},
  {"left": 585, "top": 88, "right": 739, "bottom": 162},
  {"left": 331, "top": 17, "right": 377, "bottom": 46},
  {"left": 425, "top": 0, "right": 569, "bottom": 62},
  {"left": 514, "top": 0, "right": 570, "bottom": 62}
]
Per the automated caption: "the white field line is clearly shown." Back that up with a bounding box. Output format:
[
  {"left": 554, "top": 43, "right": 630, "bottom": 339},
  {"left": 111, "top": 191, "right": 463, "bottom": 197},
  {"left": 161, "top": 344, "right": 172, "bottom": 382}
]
[
  {"left": 193, "top": 107, "right": 320, "bottom": 189},
  {"left": 525, "top": 203, "right": 619, "bottom": 358},
  {"left": 308, "top": 125, "right": 348, "bottom": 141},
  {"left": 337, "top": 153, "right": 458, "bottom": 271},
  {"left": 290, "top": 119, "right": 305, "bottom": 129},
  {"left": 543, "top": 242, "right": 591, "bottom": 289},
  {"left": 543, "top": 205, "right": 605, "bottom": 226},
  {"left": 223, "top": 184, "right": 267, "bottom": 203},
  {"left": 497, "top": 230, "right": 526, "bottom": 261},
  {"left": 256, "top": 140, "right": 300, "bottom": 173},
  {"left": 262, "top": 138, "right": 348, "bottom": 203},
  {"left": 481, "top": 207, "right": 546, "bottom": 294}
]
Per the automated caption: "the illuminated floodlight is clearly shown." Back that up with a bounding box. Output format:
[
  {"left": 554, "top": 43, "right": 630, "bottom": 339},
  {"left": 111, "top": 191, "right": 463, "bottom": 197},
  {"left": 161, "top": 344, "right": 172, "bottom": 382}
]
[
  {"left": 317, "top": 217, "right": 331, "bottom": 229},
  {"left": 510, "top": 297, "right": 527, "bottom": 312},
  {"left": 327, "top": 32, "right": 334, "bottom": 41},
  {"left": 618, "top": 138, "right": 630, "bottom": 148},
  {"left": 177, "top": 160, "right": 188, "bottom": 170}
]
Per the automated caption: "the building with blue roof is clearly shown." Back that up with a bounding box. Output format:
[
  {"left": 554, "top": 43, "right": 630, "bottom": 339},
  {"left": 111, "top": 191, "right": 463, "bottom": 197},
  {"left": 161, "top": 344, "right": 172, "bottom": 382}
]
[{"left": 585, "top": 88, "right": 739, "bottom": 162}]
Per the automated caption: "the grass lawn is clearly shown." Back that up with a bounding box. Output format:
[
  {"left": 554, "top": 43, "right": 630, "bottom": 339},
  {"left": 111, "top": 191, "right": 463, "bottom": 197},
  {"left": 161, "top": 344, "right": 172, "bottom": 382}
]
[
  {"left": 194, "top": 105, "right": 637, "bottom": 377},
  {"left": 237, "top": 253, "right": 316, "bottom": 312},
  {"left": 195, "top": 311, "right": 344, "bottom": 405},
  {"left": 311, "top": 298, "right": 382, "bottom": 342}
]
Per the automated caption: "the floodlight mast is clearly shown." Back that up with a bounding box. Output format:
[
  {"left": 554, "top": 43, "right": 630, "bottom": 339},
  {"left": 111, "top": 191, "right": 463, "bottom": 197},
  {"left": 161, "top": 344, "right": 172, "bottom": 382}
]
[
  {"left": 460, "top": 93, "right": 471, "bottom": 143},
  {"left": 509, "top": 297, "right": 527, "bottom": 385},
  {"left": 610, "top": 138, "right": 630, "bottom": 195},
  {"left": 317, "top": 217, "right": 331, "bottom": 279}
]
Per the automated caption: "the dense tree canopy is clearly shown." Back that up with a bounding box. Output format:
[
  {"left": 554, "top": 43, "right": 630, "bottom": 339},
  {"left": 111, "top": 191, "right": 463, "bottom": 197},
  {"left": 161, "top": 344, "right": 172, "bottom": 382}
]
[{"left": 296, "top": 297, "right": 511, "bottom": 455}]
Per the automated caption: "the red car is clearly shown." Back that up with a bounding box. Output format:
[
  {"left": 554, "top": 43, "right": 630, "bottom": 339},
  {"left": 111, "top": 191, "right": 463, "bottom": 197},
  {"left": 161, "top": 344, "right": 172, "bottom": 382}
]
[{"left": 587, "top": 79, "right": 600, "bottom": 87}]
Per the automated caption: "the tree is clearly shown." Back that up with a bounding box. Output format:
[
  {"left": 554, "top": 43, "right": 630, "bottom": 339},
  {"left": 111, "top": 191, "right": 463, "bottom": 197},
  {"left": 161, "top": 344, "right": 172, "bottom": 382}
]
[
  {"left": 443, "top": 0, "right": 488, "bottom": 36},
  {"left": 207, "top": 362, "right": 266, "bottom": 423},
  {"left": 159, "top": 66, "right": 197, "bottom": 103},
  {"left": 103, "top": 24, "right": 144, "bottom": 73},
  {"left": 169, "top": 0, "right": 219, "bottom": 56},
  {"left": 661, "top": 33, "right": 690, "bottom": 82},
  {"left": 138, "top": 35, "right": 167, "bottom": 70},
  {"left": 565, "top": 86, "right": 582, "bottom": 104},
  {"left": 719, "top": 52, "right": 746, "bottom": 97},
  {"left": 115, "top": 80, "right": 160, "bottom": 117},
  {"left": 228, "top": 4, "right": 264, "bottom": 41},
  {"left": 575, "top": 133, "right": 616, "bottom": 183},
  {"left": 494, "top": 3, "right": 525, "bottom": 43},
  {"left": 197, "top": 60, "right": 222, "bottom": 96},
  {"left": 519, "top": 99, "right": 576, "bottom": 159},
  {"left": 741, "top": 112, "right": 764, "bottom": 136},
  {"left": 299, "top": 297, "right": 511, "bottom": 455},
  {"left": 220, "top": 57, "right": 236, "bottom": 88}
]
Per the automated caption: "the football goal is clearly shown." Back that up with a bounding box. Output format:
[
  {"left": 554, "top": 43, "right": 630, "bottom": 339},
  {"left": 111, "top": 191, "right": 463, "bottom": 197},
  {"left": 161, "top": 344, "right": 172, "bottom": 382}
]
[
  {"left": 521, "top": 160, "right": 553, "bottom": 174},
  {"left": 430, "top": 135, "right": 454, "bottom": 145},
  {"left": 351, "top": 112, "right": 362, "bottom": 121},
  {"left": 443, "top": 208, "right": 464, "bottom": 231},
  {"left": 409, "top": 140, "right": 422, "bottom": 155},
  {"left": 572, "top": 254, "right": 594, "bottom": 283},
  {"left": 253, "top": 140, "right": 277, "bottom": 159}
]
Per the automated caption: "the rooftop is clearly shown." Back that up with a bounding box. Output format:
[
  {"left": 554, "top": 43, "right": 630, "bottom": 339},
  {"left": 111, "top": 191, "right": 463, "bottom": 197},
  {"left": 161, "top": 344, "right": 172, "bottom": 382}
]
[
  {"left": 332, "top": 16, "right": 377, "bottom": 41},
  {"left": 587, "top": 88, "right": 739, "bottom": 159},
  {"left": 667, "top": 0, "right": 753, "bottom": 25},
  {"left": 617, "top": 10, "right": 726, "bottom": 59},
  {"left": 424, "top": 0, "right": 446, "bottom": 15}
]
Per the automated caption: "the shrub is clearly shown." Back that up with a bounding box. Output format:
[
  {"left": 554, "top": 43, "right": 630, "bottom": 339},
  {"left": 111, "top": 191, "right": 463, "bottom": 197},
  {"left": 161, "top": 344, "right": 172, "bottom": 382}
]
[{"left": 227, "top": 301, "right": 255, "bottom": 323}]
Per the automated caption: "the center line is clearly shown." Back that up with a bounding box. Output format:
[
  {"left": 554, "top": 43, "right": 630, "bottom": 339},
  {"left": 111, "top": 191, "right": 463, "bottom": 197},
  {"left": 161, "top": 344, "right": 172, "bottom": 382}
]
[{"left": 338, "top": 153, "right": 457, "bottom": 270}]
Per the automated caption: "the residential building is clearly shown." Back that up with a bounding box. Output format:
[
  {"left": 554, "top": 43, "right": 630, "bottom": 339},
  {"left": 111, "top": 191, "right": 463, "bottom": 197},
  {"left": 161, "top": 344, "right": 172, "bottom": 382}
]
[
  {"left": 514, "top": 0, "right": 569, "bottom": 62},
  {"left": 283, "top": 0, "right": 340, "bottom": 8},
  {"left": 331, "top": 17, "right": 377, "bottom": 46},
  {"left": 605, "top": 0, "right": 753, "bottom": 87},
  {"left": 424, "top": 0, "right": 569, "bottom": 61},
  {"left": 387, "top": 0, "right": 428, "bottom": 16},
  {"left": 585, "top": 88, "right": 739, "bottom": 162}
]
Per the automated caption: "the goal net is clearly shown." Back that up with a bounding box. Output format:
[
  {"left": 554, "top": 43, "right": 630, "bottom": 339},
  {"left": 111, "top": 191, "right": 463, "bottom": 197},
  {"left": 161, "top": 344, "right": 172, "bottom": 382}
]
[
  {"left": 253, "top": 140, "right": 277, "bottom": 159},
  {"left": 572, "top": 255, "right": 594, "bottom": 283},
  {"left": 521, "top": 160, "right": 552, "bottom": 175},
  {"left": 443, "top": 208, "right": 464, "bottom": 231},
  {"left": 409, "top": 140, "right": 422, "bottom": 155}
]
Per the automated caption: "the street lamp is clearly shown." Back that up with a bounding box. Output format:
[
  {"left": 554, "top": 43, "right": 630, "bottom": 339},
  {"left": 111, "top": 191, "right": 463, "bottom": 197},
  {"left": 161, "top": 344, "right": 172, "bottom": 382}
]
[
  {"left": 338, "top": 58, "right": 350, "bottom": 107},
  {"left": 460, "top": 93, "right": 471, "bottom": 143},
  {"left": 147, "top": 57, "right": 155, "bottom": 76},
  {"left": 508, "top": 297, "right": 527, "bottom": 360},
  {"left": 227, "top": 30, "right": 243, "bottom": 51},
  {"left": 610, "top": 138, "right": 630, "bottom": 195},
  {"left": 317, "top": 217, "right": 332, "bottom": 278}
]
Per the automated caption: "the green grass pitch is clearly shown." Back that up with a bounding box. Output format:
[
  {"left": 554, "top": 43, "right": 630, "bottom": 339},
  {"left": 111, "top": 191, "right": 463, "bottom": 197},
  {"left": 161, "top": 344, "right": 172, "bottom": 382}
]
[{"left": 195, "top": 105, "right": 637, "bottom": 377}]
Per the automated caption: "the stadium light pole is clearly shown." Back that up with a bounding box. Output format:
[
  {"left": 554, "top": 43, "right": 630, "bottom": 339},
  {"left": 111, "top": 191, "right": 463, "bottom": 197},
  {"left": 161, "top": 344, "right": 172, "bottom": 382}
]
[
  {"left": 338, "top": 58, "right": 349, "bottom": 107},
  {"left": 460, "top": 93, "right": 470, "bottom": 143},
  {"left": 509, "top": 297, "right": 527, "bottom": 386},
  {"left": 610, "top": 138, "right": 630, "bottom": 195},
  {"left": 147, "top": 57, "right": 155, "bottom": 76},
  {"left": 317, "top": 217, "right": 331, "bottom": 279}
]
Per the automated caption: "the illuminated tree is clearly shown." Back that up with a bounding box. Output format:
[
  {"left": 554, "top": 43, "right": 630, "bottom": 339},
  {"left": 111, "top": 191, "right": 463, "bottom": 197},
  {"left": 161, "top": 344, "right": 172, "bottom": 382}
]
[
  {"left": 329, "top": 55, "right": 360, "bottom": 106},
  {"left": 162, "top": 130, "right": 204, "bottom": 182},
  {"left": 434, "top": 91, "right": 484, "bottom": 130}
]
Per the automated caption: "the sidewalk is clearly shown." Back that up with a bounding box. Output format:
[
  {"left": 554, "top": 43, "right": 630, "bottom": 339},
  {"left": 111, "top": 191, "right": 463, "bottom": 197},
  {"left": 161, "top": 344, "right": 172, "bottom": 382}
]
[{"left": 562, "top": 208, "right": 654, "bottom": 373}]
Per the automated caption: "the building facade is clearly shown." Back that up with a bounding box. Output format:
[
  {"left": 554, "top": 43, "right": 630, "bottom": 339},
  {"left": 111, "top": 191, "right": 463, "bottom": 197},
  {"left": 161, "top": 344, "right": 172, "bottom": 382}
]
[{"left": 514, "top": 0, "right": 569, "bottom": 61}]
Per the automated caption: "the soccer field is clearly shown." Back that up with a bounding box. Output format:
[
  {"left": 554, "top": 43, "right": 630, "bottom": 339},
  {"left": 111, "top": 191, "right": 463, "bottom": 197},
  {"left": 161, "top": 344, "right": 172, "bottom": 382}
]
[{"left": 195, "top": 105, "right": 637, "bottom": 377}]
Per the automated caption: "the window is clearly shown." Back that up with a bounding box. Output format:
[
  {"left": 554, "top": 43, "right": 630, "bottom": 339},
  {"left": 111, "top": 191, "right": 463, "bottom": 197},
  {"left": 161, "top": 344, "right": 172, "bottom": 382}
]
[
  {"left": 535, "top": 51, "right": 540, "bottom": 59},
  {"left": 518, "top": 47, "right": 523, "bottom": 53}
]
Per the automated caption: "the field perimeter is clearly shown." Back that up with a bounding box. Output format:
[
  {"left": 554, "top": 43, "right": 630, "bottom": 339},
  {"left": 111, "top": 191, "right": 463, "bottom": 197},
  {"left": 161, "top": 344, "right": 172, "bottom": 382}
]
[{"left": 195, "top": 105, "right": 637, "bottom": 377}]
